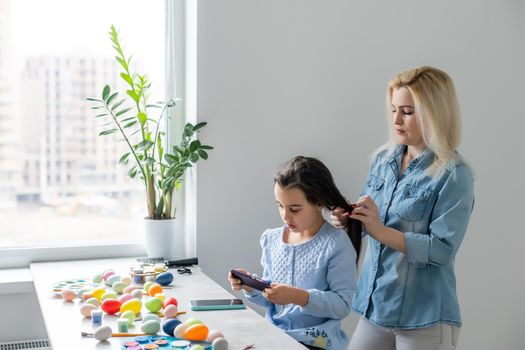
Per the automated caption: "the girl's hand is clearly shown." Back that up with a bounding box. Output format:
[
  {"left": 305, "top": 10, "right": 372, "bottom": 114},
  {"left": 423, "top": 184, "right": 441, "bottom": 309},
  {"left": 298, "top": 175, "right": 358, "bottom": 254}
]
[
  {"left": 349, "top": 195, "right": 384, "bottom": 237},
  {"left": 331, "top": 207, "right": 349, "bottom": 229},
  {"left": 264, "top": 283, "right": 309, "bottom": 306},
  {"left": 228, "top": 268, "right": 253, "bottom": 292}
]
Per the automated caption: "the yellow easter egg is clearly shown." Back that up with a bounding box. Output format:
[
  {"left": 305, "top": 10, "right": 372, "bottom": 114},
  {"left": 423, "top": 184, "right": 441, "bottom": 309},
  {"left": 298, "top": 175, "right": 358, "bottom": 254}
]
[
  {"left": 154, "top": 293, "right": 165, "bottom": 303},
  {"left": 120, "top": 298, "right": 142, "bottom": 315},
  {"left": 92, "top": 288, "right": 106, "bottom": 301}
]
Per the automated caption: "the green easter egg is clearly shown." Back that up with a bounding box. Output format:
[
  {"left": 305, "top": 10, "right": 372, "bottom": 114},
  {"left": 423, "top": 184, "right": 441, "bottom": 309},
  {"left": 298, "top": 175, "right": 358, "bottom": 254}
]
[
  {"left": 141, "top": 320, "right": 160, "bottom": 334},
  {"left": 101, "top": 292, "right": 118, "bottom": 301},
  {"left": 145, "top": 297, "right": 163, "bottom": 313},
  {"left": 112, "top": 282, "right": 127, "bottom": 294},
  {"left": 121, "top": 310, "right": 135, "bottom": 325},
  {"left": 184, "top": 317, "right": 203, "bottom": 327}
]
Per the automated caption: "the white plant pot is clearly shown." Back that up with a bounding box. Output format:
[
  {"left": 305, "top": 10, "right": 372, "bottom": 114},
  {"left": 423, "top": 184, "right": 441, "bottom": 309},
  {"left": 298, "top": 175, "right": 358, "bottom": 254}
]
[{"left": 144, "top": 218, "right": 176, "bottom": 258}]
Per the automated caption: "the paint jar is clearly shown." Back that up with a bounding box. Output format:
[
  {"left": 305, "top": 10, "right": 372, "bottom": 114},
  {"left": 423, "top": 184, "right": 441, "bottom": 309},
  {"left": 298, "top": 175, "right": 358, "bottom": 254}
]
[
  {"left": 91, "top": 309, "right": 103, "bottom": 326},
  {"left": 117, "top": 318, "right": 129, "bottom": 332}
]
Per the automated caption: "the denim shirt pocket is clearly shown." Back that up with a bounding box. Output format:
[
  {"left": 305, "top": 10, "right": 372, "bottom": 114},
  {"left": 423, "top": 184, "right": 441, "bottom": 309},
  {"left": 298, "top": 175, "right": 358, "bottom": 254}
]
[
  {"left": 396, "top": 184, "right": 432, "bottom": 222},
  {"left": 366, "top": 175, "right": 385, "bottom": 194}
]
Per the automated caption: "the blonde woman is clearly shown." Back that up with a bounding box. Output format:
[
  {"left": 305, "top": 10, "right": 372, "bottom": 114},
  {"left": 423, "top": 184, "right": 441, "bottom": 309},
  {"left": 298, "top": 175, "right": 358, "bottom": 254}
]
[{"left": 332, "top": 66, "right": 474, "bottom": 350}]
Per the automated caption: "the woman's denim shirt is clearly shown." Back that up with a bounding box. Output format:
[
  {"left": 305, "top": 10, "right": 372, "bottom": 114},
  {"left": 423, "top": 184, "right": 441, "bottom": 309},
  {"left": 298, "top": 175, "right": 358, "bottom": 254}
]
[{"left": 352, "top": 145, "right": 475, "bottom": 329}]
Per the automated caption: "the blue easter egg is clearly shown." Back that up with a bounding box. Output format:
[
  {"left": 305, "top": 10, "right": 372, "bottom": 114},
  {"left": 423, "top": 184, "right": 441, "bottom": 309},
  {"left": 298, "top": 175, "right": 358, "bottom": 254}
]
[
  {"left": 155, "top": 272, "right": 174, "bottom": 286},
  {"left": 163, "top": 318, "right": 182, "bottom": 336}
]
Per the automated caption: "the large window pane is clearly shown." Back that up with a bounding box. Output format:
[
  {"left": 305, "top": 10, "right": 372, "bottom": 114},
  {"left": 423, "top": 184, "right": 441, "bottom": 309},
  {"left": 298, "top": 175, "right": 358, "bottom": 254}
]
[{"left": 0, "top": 0, "right": 165, "bottom": 247}]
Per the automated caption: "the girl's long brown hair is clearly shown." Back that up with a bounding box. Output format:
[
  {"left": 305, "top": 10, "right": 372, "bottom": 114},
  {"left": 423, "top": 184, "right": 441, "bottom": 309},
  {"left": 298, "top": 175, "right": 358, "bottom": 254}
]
[{"left": 274, "top": 156, "right": 361, "bottom": 261}]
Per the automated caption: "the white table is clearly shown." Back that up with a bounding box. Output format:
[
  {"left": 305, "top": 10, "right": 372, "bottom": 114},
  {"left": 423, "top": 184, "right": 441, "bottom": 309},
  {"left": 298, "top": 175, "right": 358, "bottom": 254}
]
[{"left": 30, "top": 258, "right": 306, "bottom": 350}]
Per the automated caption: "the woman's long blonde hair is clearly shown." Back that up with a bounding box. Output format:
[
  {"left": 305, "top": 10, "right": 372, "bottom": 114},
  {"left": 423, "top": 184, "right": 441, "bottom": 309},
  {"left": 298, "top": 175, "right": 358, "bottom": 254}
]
[{"left": 379, "top": 66, "right": 462, "bottom": 175}]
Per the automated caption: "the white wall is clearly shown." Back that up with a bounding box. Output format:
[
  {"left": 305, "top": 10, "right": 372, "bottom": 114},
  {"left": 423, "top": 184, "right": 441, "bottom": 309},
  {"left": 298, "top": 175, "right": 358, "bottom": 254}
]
[{"left": 196, "top": 1, "right": 525, "bottom": 349}]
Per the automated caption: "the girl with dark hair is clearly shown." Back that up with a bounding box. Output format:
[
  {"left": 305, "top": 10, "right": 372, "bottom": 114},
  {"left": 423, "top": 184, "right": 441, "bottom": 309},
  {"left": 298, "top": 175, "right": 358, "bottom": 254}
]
[{"left": 228, "top": 156, "right": 359, "bottom": 350}]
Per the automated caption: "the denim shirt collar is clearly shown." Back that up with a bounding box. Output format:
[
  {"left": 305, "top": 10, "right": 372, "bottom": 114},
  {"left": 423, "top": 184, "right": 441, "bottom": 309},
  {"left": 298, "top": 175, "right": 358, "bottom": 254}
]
[{"left": 386, "top": 144, "right": 435, "bottom": 175}]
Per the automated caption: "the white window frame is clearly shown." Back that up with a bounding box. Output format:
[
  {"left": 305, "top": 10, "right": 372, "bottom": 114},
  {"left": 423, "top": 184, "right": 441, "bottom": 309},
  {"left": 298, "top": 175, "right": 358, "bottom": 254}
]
[{"left": 0, "top": 0, "right": 196, "bottom": 268}]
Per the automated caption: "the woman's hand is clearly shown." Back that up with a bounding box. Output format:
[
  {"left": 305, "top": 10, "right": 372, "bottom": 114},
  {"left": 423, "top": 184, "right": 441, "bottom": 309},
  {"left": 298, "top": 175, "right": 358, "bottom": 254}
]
[
  {"left": 349, "top": 195, "right": 384, "bottom": 237},
  {"left": 228, "top": 268, "right": 253, "bottom": 292},
  {"left": 331, "top": 207, "right": 349, "bottom": 229},
  {"left": 264, "top": 283, "right": 309, "bottom": 306}
]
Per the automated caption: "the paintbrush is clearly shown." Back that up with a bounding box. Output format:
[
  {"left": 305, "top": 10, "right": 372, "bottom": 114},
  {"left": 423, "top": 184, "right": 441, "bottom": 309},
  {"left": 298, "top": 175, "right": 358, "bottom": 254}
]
[{"left": 81, "top": 331, "right": 147, "bottom": 338}]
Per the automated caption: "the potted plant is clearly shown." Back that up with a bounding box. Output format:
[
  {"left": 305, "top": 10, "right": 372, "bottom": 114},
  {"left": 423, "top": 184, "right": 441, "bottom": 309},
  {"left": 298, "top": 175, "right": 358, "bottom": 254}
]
[{"left": 87, "top": 25, "right": 212, "bottom": 257}]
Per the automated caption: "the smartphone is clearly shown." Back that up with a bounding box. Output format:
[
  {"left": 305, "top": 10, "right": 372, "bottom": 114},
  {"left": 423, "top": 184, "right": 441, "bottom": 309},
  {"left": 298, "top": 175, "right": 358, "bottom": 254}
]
[
  {"left": 189, "top": 298, "right": 246, "bottom": 311},
  {"left": 230, "top": 269, "right": 271, "bottom": 291}
]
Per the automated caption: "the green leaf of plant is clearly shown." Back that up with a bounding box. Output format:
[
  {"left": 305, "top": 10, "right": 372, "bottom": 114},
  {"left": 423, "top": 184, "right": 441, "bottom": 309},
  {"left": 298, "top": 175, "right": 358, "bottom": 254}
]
[
  {"left": 119, "top": 152, "right": 130, "bottom": 165},
  {"left": 201, "top": 145, "right": 214, "bottom": 150},
  {"left": 127, "top": 90, "right": 140, "bottom": 103},
  {"left": 111, "top": 99, "right": 125, "bottom": 111},
  {"left": 115, "top": 107, "right": 132, "bottom": 117},
  {"left": 99, "top": 129, "right": 118, "bottom": 136},
  {"left": 190, "top": 153, "right": 199, "bottom": 163},
  {"left": 137, "top": 112, "right": 147, "bottom": 126},
  {"left": 123, "top": 120, "right": 137, "bottom": 128},
  {"left": 106, "top": 92, "right": 118, "bottom": 105},
  {"left": 197, "top": 150, "right": 208, "bottom": 160},
  {"left": 128, "top": 166, "right": 138, "bottom": 178},
  {"left": 116, "top": 57, "right": 128, "bottom": 71},
  {"left": 94, "top": 113, "right": 108, "bottom": 118},
  {"left": 102, "top": 85, "right": 110, "bottom": 101},
  {"left": 193, "top": 122, "right": 207, "bottom": 131},
  {"left": 135, "top": 140, "right": 154, "bottom": 152},
  {"left": 86, "top": 97, "right": 102, "bottom": 102},
  {"left": 120, "top": 73, "right": 133, "bottom": 86},
  {"left": 189, "top": 140, "right": 201, "bottom": 152},
  {"left": 184, "top": 123, "right": 194, "bottom": 137}
]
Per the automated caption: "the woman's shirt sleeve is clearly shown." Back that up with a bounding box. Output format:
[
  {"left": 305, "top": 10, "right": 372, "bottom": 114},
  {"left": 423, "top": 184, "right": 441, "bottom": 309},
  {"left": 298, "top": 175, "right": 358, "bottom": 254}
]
[{"left": 405, "top": 164, "right": 475, "bottom": 267}]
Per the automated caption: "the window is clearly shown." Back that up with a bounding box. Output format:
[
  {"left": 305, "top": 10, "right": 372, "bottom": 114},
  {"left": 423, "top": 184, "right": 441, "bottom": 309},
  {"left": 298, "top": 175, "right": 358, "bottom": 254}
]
[{"left": 0, "top": 0, "right": 165, "bottom": 249}]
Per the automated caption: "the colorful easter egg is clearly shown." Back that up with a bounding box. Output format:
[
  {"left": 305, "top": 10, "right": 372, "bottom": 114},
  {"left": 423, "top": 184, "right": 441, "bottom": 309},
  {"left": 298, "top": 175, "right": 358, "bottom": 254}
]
[
  {"left": 162, "top": 318, "right": 182, "bottom": 337},
  {"left": 102, "top": 270, "right": 115, "bottom": 281},
  {"left": 123, "top": 286, "right": 137, "bottom": 294},
  {"left": 120, "top": 298, "right": 142, "bottom": 315},
  {"left": 207, "top": 330, "right": 225, "bottom": 342},
  {"left": 212, "top": 337, "right": 228, "bottom": 350},
  {"left": 120, "top": 276, "right": 132, "bottom": 286},
  {"left": 80, "top": 303, "right": 97, "bottom": 318},
  {"left": 92, "top": 288, "right": 106, "bottom": 301},
  {"left": 61, "top": 289, "right": 76, "bottom": 302},
  {"left": 145, "top": 297, "right": 163, "bottom": 313},
  {"left": 142, "top": 314, "right": 161, "bottom": 323},
  {"left": 143, "top": 282, "right": 155, "bottom": 293},
  {"left": 106, "top": 274, "right": 121, "bottom": 286},
  {"left": 101, "top": 292, "right": 118, "bottom": 301},
  {"left": 153, "top": 293, "right": 165, "bottom": 303},
  {"left": 77, "top": 287, "right": 92, "bottom": 300},
  {"left": 164, "top": 297, "right": 178, "bottom": 308},
  {"left": 92, "top": 273, "right": 103, "bottom": 283},
  {"left": 121, "top": 310, "right": 135, "bottom": 325},
  {"left": 85, "top": 297, "right": 100, "bottom": 307},
  {"left": 113, "top": 281, "right": 127, "bottom": 294},
  {"left": 101, "top": 298, "right": 121, "bottom": 315},
  {"left": 184, "top": 318, "right": 202, "bottom": 327},
  {"left": 174, "top": 324, "right": 187, "bottom": 338},
  {"left": 155, "top": 272, "right": 173, "bottom": 286},
  {"left": 184, "top": 324, "right": 209, "bottom": 341},
  {"left": 163, "top": 304, "right": 178, "bottom": 319},
  {"left": 82, "top": 292, "right": 94, "bottom": 302},
  {"left": 148, "top": 284, "right": 163, "bottom": 297},
  {"left": 131, "top": 289, "right": 144, "bottom": 299},
  {"left": 94, "top": 325, "right": 112, "bottom": 341},
  {"left": 141, "top": 320, "right": 160, "bottom": 334},
  {"left": 118, "top": 293, "right": 134, "bottom": 305}
]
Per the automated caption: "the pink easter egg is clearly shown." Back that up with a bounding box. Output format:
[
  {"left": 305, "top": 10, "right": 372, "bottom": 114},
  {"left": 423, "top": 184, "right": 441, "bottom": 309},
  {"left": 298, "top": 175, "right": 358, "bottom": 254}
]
[
  {"left": 62, "top": 289, "right": 76, "bottom": 302},
  {"left": 123, "top": 286, "right": 137, "bottom": 294},
  {"left": 102, "top": 270, "right": 115, "bottom": 281},
  {"left": 118, "top": 294, "right": 134, "bottom": 305},
  {"left": 206, "top": 329, "right": 225, "bottom": 342},
  {"left": 163, "top": 304, "right": 178, "bottom": 319}
]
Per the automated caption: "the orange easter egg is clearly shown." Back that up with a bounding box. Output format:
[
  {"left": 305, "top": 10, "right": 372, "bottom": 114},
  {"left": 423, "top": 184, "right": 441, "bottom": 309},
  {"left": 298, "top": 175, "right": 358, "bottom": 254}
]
[
  {"left": 184, "top": 324, "right": 209, "bottom": 341},
  {"left": 148, "top": 284, "right": 163, "bottom": 297}
]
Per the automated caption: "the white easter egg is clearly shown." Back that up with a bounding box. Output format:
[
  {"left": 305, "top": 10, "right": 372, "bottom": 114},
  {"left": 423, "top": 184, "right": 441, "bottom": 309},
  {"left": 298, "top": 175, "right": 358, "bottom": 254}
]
[
  {"left": 212, "top": 337, "right": 229, "bottom": 350},
  {"left": 80, "top": 303, "right": 97, "bottom": 318},
  {"left": 94, "top": 325, "right": 112, "bottom": 341}
]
